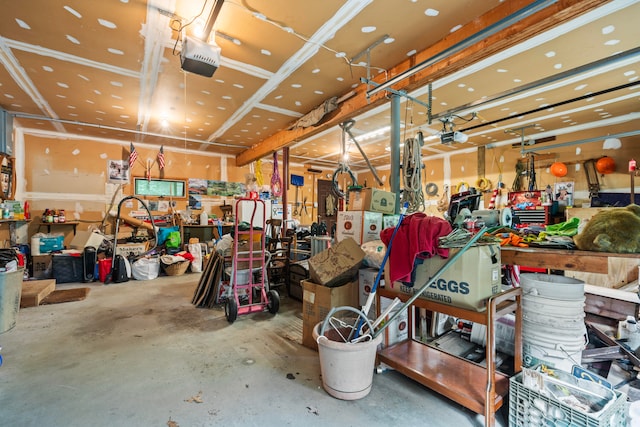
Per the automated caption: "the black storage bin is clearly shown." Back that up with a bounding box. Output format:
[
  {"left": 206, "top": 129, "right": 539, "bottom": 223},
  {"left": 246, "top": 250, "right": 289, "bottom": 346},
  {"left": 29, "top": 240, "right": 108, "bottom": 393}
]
[
  {"left": 288, "top": 260, "right": 309, "bottom": 301},
  {"left": 52, "top": 253, "right": 84, "bottom": 284}
]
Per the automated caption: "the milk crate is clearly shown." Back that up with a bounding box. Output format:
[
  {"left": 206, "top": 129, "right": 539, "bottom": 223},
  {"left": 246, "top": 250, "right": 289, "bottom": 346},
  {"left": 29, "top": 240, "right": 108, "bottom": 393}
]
[{"left": 508, "top": 371, "right": 628, "bottom": 427}]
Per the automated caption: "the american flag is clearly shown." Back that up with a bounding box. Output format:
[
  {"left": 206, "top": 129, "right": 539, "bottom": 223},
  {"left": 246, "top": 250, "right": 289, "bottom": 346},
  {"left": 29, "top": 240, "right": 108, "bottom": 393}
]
[
  {"left": 129, "top": 142, "right": 138, "bottom": 170},
  {"left": 157, "top": 145, "right": 165, "bottom": 170}
]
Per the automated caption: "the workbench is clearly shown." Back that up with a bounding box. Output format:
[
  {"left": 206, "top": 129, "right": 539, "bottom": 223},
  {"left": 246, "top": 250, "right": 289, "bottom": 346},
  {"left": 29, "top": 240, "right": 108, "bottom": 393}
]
[{"left": 500, "top": 246, "right": 640, "bottom": 275}]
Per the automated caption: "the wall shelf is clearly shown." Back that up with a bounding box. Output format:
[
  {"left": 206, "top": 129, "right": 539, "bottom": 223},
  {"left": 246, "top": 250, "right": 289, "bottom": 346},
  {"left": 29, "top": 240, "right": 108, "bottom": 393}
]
[{"left": 37, "top": 221, "right": 79, "bottom": 236}]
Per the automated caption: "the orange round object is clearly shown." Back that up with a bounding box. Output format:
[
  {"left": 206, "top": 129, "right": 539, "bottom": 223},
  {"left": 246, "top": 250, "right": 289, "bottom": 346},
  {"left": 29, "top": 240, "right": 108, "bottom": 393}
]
[
  {"left": 596, "top": 156, "right": 616, "bottom": 174},
  {"left": 550, "top": 162, "right": 568, "bottom": 177}
]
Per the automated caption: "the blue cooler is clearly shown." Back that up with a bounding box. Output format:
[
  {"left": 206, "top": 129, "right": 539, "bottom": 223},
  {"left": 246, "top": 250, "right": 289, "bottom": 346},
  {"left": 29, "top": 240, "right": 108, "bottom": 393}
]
[{"left": 39, "top": 236, "right": 65, "bottom": 253}]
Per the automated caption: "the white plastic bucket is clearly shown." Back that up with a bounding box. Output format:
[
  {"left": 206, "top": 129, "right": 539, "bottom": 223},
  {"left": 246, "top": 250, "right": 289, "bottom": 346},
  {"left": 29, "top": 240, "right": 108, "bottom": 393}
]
[
  {"left": 523, "top": 340, "right": 584, "bottom": 372},
  {"left": 520, "top": 273, "right": 584, "bottom": 300},
  {"left": 520, "top": 273, "right": 586, "bottom": 372},
  {"left": 0, "top": 269, "right": 25, "bottom": 334},
  {"left": 522, "top": 295, "right": 585, "bottom": 320},
  {"left": 313, "top": 322, "right": 383, "bottom": 400}
]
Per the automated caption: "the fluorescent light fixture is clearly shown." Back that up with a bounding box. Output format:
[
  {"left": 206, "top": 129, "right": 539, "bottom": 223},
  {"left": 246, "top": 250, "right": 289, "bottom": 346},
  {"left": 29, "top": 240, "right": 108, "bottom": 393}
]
[{"left": 354, "top": 125, "right": 391, "bottom": 142}]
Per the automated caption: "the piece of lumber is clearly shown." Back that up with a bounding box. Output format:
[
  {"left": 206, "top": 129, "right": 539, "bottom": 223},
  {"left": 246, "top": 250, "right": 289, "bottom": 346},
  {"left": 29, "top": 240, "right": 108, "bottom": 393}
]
[
  {"left": 41, "top": 287, "right": 90, "bottom": 305},
  {"left": 21, "top": 279, "right": 56, "bottom": 308}
]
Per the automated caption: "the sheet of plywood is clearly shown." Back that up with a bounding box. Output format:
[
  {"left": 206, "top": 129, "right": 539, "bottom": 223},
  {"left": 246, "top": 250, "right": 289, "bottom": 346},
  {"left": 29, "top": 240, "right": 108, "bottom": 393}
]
[
  {"left": 21, "top": 279, "right": 56, "bottom": 308},
  {"left": 41, "top": 287, "right": 90, "bottom": 305},
  {"left": 567, "top": 257, "right": 640, "bottom": 289}
]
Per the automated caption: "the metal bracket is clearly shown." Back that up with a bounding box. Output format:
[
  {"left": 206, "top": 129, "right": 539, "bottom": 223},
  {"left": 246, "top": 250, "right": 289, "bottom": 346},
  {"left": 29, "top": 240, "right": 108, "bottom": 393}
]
[
  {"left": 339, "top": 120, "right": 383, "bottom": 186},
  {"left": 360, "top": 77, "right": 431, "bottom": 109},
  {"left": 584, "top": 159, "right": 601, "bottom": 198},
  {"left": 505, "top": 124, "right": 538, "bottom": 157}
]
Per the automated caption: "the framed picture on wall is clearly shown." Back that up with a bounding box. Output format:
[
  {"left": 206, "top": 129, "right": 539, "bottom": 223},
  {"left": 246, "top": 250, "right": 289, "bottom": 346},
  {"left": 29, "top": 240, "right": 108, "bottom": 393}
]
[
  {"left": 108, "top": 159, "right": 129, "bottom": 183},
  {"left": 133, "top": 177, "right": 187, "bottom": 199},
  {"left": 0, "top": 154, "right": 15, "bottom": 200}
]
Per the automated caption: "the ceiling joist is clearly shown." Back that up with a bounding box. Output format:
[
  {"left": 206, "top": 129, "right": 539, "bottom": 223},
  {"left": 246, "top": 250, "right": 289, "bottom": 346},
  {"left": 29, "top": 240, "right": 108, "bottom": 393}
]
[{"left": 235, "top": 0, "right": 608, "bottom": 166}]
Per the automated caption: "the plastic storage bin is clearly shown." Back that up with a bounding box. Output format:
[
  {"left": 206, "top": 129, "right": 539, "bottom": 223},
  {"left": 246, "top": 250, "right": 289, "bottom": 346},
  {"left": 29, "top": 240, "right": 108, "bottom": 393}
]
[
  {"left": 52, "top": 254, "right": 84, "bottom": 283},
  {"left": 509, "top": 370, "right": 628, "bottom": 427}
]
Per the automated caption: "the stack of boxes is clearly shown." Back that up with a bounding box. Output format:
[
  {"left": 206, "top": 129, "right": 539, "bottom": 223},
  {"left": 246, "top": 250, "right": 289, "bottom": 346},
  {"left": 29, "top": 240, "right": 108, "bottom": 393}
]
[
  {"left": 301, "top": 238, "right": 364, "bottom": 350},
  {"left": 337, "top": 188, "right": 396, "bottom": 244}
]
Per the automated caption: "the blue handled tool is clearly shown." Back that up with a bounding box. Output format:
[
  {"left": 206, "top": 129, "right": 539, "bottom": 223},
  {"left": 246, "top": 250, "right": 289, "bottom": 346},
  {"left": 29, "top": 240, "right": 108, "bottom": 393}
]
[{"left": 352, "top": 202, "right": 408, "bottom": 340}]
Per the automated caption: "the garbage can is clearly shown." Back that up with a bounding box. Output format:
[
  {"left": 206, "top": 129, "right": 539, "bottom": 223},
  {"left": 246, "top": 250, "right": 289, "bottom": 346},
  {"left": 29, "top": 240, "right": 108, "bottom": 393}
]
[{"left": 0, "top": 269, "right": 24, "bottom": 334}]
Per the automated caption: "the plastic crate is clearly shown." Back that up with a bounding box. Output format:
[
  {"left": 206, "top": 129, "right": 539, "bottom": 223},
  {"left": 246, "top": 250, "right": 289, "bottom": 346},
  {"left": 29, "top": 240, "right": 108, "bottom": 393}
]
[{"left": 509, "top": 371, "right": 628, "bottom": 427}]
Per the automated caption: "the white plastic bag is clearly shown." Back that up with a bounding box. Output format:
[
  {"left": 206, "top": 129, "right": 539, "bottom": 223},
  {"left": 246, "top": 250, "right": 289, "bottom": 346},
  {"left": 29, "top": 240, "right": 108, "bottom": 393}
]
[
  {"left": 361, "top": 240, "right": 386, "bottom": 269},
  {"left": 188, "top": 243, "right": 203, "bottom": 273},
  {"left": 131, "top": 256, "right": 160, "bottom": 280}
]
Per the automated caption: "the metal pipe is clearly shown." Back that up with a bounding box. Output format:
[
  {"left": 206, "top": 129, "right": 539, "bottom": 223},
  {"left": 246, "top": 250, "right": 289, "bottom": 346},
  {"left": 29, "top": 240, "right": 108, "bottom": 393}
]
[
  {"left": 366, "top": 0, "right": 556, "bottom": 98},
  {"left": 521, "top": 130, "right": 640, "bottom": 154},
  {"left": 201, "top": 0, "right": 225, "bottom": 42},
  {"left": 282, "top": 147, "right": 289, "bottom": 235},
  {"left": 11, "top": 112, "right": 243, "bottom": 149},
  {"left": 390, "top": 94, "right": 401, "bottom": 213},
  {"left": 341, "top": 120, "right": 384, "bottom": 186},
  {"left": 461, "top": 80, "right": 640, "bottom": 133},
  {"left": 434, "top": 46, "right": 640, "bottom": 122},
  {"left": 373, "top": 227, "right": 488, "bottom": 338}
]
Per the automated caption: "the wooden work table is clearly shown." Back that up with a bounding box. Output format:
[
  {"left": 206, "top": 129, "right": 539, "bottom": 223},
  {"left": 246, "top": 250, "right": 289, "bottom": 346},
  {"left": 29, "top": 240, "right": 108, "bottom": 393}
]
[
  {"left": 500, "top": 246, "right": 640, "bottom": 273},
  {"left": 376, "top": 286, "right": 522, "bottom": 427}
]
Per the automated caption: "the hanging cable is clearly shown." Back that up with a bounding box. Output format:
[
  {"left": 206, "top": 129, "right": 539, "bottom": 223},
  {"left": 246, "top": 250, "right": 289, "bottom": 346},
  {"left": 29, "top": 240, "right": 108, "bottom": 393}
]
[
  {"left": 512, "top": 161, "right": 526, "bottom": 192},
  {"left": 527, "top": 154, "right": 537, "bottom": 191},
  {"left": 270, "top": 152, "right": 282, "bottom": 197},
  {"left": 401, "top": 133, "right": 425, "bottom": 213}
]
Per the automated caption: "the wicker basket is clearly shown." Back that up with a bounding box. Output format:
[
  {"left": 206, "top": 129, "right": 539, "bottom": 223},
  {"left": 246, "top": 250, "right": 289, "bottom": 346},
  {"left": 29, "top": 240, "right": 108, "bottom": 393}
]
[{"left": 162, "top": 260, "right": 190, "bottom": 276}]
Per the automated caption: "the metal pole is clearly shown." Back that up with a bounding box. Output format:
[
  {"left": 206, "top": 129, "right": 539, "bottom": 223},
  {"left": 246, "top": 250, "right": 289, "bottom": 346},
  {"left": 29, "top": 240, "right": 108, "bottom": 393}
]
[
  {"left": 373, "top": 228, "right": 488, "bottom": 338},
  {"left": 390, "top": 94, "right": 401, "bottom": 214}
]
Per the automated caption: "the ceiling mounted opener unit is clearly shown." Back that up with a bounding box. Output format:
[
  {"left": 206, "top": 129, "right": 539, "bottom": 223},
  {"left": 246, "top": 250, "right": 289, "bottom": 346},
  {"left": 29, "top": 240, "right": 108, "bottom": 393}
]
[
  {"left": 180, "top": 36, "right": 221, "bottom": 77},
  {"left": 180, "top": 0, "right": 224, "bottom": 77}
]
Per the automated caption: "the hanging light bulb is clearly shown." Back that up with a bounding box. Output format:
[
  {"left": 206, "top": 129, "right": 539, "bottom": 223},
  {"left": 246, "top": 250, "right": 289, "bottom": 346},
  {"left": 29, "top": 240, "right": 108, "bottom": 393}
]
[{"left": 193, "top": 18, "right": 206, "bottom": 39}]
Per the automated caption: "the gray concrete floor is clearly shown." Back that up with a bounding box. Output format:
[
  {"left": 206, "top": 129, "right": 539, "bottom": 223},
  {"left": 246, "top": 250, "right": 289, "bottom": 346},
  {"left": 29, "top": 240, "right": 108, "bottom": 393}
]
[{"left": 0, "top": 274, "right": 506, "bottom": 427}]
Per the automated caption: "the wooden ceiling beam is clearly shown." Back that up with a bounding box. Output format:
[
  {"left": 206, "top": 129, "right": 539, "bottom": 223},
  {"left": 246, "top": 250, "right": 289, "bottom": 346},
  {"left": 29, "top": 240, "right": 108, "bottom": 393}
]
[{"left": 236, "top": 0, "right": 607, "bottom": 166}]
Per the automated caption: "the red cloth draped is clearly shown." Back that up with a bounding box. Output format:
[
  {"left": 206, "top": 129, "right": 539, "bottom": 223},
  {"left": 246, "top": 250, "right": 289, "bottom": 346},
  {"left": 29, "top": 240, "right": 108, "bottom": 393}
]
[{"left": 380, "top": 213, "right": 452, "bottom": 284}]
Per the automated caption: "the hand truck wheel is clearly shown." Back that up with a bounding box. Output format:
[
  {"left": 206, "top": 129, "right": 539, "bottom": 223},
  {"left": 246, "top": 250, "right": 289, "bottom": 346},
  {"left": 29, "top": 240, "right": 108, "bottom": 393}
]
[{"left": 225, "top": 298, "right": 238, "bottom": 323}]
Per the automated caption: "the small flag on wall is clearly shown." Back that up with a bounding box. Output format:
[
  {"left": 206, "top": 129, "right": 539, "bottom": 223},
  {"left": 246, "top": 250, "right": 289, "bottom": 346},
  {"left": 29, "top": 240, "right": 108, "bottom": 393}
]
[
  {"left": 129, "top": 142, "right": 138, "bottom": 169},
  {"left": 157, "top": 145, "right": 165, "bottom": 170}
]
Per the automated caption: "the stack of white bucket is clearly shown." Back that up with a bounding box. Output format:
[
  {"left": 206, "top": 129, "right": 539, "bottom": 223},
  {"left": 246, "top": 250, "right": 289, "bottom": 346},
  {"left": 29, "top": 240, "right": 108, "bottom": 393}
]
[{"left": 521, "top": 273, "right": 587, "bottom": 372}]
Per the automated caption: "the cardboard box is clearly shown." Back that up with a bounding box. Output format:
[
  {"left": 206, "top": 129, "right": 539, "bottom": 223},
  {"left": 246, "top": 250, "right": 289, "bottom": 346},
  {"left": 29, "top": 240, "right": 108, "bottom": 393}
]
[
  {"left": 114, "top": 242, "right": 148, "bottom": 258},
  {"left": 31, "top": 254, "right": 53, "bottom": 279},
  {"left": 232, "top": 240, "right": 264, "bottom": 270},
  {"left": 385, "top": 244, "right": 502, "bottom": 311},
  {"left": 336, "top": 211, "right": 383, "bottom": 245},
  {"left": 379, "top": 296, "right": 409, "bottom": 348},
  {"left": 348, "top": 188, "right": 396, "bottom": 214},
  {"left": 358, "top": 267, "right": 380, "bottom": 318},
  {"left": 308, "top": 237, "right": 365, "bottom": 288},
  {"left": 70, "top": 230, "right": 105, "bottom": 250},
  {"left": 301, "top": 279, "right": 358, "bottom": 351}
]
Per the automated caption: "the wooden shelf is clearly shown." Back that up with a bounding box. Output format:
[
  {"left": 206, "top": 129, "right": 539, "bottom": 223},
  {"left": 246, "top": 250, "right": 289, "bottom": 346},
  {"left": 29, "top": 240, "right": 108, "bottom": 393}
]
[
  {"left": 378, "top": 340, "right": 511, "bottom": 415},
  {"left": 500, "top": 246, "right": 640, "bottom": 274},
  {"left": 376, "top": 286, "right": 522, "bottom": 427},
  {"left": 37, "top": 221, "right": 79, "bottom": 235}
]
